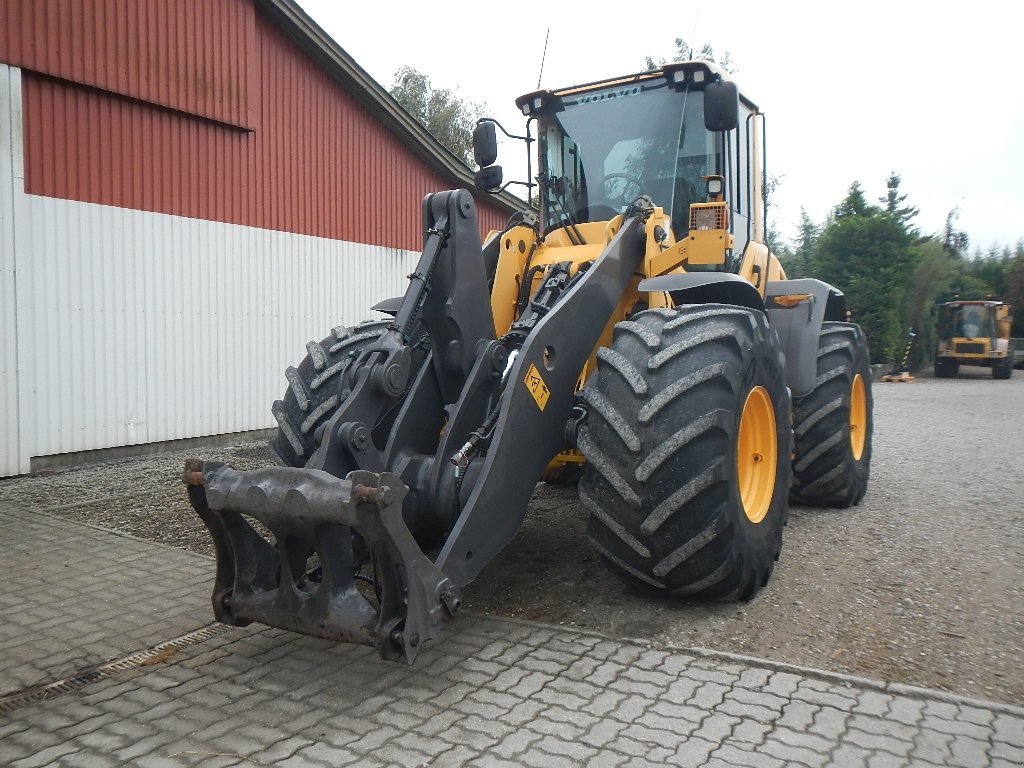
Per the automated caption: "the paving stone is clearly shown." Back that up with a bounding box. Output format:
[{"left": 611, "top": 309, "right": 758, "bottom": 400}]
[
  {"left": 430, "top": 745, "right": 481, "bottom": 768},
  {"left": 956, "top": 704, "right": 995, "bottom": 727},
  {"left": 886, "top": 696, "right": 925, "bottom": 726},
  {"left": 760, "top": 736, "right": 830, "bottom": 767},
  {"left": 648, "top": 700, "right": 706, "bottom": 725},
  {"left": 692, "top": 713, "right": 741, "bottom": 743},
  {"left": 847, "top": 713, "right": 919, "bottom": 741},
  {"left": 371, "top": 742, "right": 432, "bottom": 768},
  {"left": 842, "top": 727, "right": 914, "bottom": 756},
  {"left": 808, "top": 705, "right": 848, "bottom": 740},
  {"left": 920, "top": 714, "right": 992, "bottom": 740},
  {"left": 853, "top": 690, "right": 893, "bottom": 717},
  {"left": 731, "top": 718, "right": 772, "bottom": 745},
  {"left": 687, "top": 681, "right": 730, "bottom": 709},
  {"left": 791, "top": 684, "right": 858, "bottom": 710},
  {"left": 490, "top": 728, "right": 542, "bottom": 759},
  {"left": 9, "top": 742, "right": 81, "bottom": 768},
  {"left": 469, "top": 756, "right": 529, "bottom": 768},
  {"left": 527, "top": 714, "right": 587, "bottom": 742},
  {"left": 520, "top": 748, "right": 580, "bottom": 768},
  {"left": 505, "top": 671, "right": 555, "bottom": 698},
  {"left": 948, "top": 734, "right": 993, "bottom": 767},
  {"left": 923, "top": 699, "right": 960, "bottom": 720},
  {"left": 532, "top": 734, "right": 599, "bottom": 762},
  {"left": 252, "top": 735, "right": 317, "bottom": 763},
  {"left": 497, "top": 699, "right": 546, "bottom": 727},
  {"left": 865, "top": 751, "right": 910, "bottom": 768},
  {"left": 646, "top": 745, "right": 675, "bottom": 762},
  {"left": 541, "top": 703, "right": 603, "bottom": 731},
  {"left": 716, "top": 697, "right": 780, "bottom": 723},
  {"left": 584, "top": 690, "right": 627, "bottom": 717},
  {"left": 587, "top": 660, "right": 629, "bottom": 687},
  {"left": 993, "top": 713, "right": 1024, "bottom": 747},
  {"left": 579, "top": 718, "right": 628, "bottom": 749},
  {"left": 585, "top": 751, "right": 628, "bottom": 768},
  {"left": 761, "top": 671, "right": 802, "bottom": 698},
  {"left": 911, "top": 727, "right": 954, "bottom": 764},
  {"left": 606, "top": 694, "right": 651, "bottom": 724},
  {"left": 990, "top": 740, "right": 1024, "bottom": 763}
]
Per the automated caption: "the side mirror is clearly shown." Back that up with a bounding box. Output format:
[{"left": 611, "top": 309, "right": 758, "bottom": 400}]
[
  {"left": 473, "top": 121, "right": 498, "bottom": 168},
  {"left": 474, "top": 166, "right": 503, "bottom": 192},
  {"left": 704, "top": 80, "right": 739, "bottom": 132}
]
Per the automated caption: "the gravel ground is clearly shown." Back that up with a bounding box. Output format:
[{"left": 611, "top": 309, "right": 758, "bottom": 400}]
[{"left": 2, "top": 367, "right": 1021, "bottom": 705}]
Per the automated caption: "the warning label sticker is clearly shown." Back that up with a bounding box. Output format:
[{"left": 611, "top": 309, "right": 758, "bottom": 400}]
[{"left": 524, "top": 363, "right": 550, "bottom": 411}]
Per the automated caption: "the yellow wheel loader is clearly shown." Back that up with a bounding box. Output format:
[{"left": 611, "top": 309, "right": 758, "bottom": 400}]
[
  {"left": 934, "top": 300, "right": 1014, "bottom": 379},
  {"left": 184, "top": 62, "right": 873, "bottom": 662}
]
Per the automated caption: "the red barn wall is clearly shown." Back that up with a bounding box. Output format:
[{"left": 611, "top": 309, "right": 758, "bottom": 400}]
[{"left": 0, "top": 0, "right": 511, "bottom": 249}]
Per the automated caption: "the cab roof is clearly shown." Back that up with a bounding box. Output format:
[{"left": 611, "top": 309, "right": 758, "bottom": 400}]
[{"left": 516, "top": 60, "right": 759, "bottom": 115}]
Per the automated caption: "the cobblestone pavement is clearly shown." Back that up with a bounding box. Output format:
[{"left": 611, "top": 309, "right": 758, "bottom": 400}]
[
  {"left": 1, "top": 507, "right": 212, "bottom": 695},
  {"left": 2, "top": 507, "right": 1023, "bottom": 767}
]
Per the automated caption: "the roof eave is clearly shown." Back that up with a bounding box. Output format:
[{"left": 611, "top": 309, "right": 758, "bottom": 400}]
[{"left": 256, "top": 0, "right": 524, "bottom": 217}]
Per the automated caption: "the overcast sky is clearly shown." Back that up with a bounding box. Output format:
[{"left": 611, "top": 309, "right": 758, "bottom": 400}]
[{"left": 296, "top": 0, "right": 1023, "bottom": 252}]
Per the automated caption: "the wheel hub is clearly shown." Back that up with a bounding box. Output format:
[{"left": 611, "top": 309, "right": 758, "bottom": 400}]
[
  {"left": 737, "top": 386, "right": 777, "bottom": 524},
  {"left": 850, "top": 374, "right": 867, "bottom": 460}
]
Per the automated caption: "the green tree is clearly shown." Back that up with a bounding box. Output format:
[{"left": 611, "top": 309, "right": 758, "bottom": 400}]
[
  {"left": 879, "top": 172, "right": 919, "bottom": 230},
  {"left": 814, "top": 182, "right": 917, "bottom": 364},
  {"left": 834, "top": 181, "right": 878, "bottom": 219},
  {"left": 645, "top": 38, "right": 735, "bottom": 72},
  {"left": 762, "top": 173, "right": 788, "bottom": 259},
  {"left": 779, "top": 207, "right": 818, "bottom": 278},
  {"left": 1004, "top": 242, "right": 1024, "bottom": 335},
  {"left": 389, "top": 66, "right": 482, "bottom": 166},
  {"left": 904, "top": 240, "right": 956, "bottom": 369},
  {"left": 942, "top": 206, "right": 970, "bottom": 256}
]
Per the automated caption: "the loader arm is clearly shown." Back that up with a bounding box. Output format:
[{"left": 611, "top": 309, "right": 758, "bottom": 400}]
[
  {"left": 438, "top": 216, "right": 649, "bottom": 584},
  {"left": 185, "top": 192, "right": 650, "bottom": 661}
]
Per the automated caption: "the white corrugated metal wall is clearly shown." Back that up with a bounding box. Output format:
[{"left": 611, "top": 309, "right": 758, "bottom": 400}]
[
  {"left": 1, "top": 65, "right": 25, "bottom": 476},
  {"left": 0, "top": 63, "right": 418, "bottom": 475}
]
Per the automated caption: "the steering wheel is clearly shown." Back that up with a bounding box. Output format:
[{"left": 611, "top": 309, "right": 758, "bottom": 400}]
[{"left": 600, "top": 173, "right": 643, "bottom": 208}]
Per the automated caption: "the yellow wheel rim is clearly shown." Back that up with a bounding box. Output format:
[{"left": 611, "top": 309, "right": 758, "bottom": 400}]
[
  {"left": 850, "top": 373, "right": 867, "bottom": 461},
  {"left": 737, "top": 386, "right": 778, "bottom": 524}
]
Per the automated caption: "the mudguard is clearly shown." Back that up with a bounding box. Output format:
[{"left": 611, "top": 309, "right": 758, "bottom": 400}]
[
  {"left": 639, "top": 272, "right": 764, "bottom": 312},
  {"left": 764, "top": 278, "right": 847, "bottom": 397}
]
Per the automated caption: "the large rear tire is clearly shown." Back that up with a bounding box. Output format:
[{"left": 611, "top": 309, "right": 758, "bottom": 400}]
[
  {"left": 269, "top": 319, "right": 391, "bottom": 467},
  {"left": 579, "top": 304, "right": 792, "bottom": 601},
  {"left": 791, "top": 323, "right": 872, "bottom": 507}
]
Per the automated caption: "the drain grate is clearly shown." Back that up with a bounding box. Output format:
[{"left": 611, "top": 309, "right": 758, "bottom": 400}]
[{"left": 0, "top": 623, "right": 231, "bottom": 716}]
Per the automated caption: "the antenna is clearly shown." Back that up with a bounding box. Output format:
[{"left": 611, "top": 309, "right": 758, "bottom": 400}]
[
  {"left": 689, "top": 11, "right": 700, "bottom": 60},
  {"left": 536, "top": 28, "right": 550, "bottom": 88}
]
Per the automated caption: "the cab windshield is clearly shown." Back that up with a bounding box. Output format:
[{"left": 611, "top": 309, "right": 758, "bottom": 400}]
[
  {"left": 538, "top": 81, "right": 719, "bottom": 237},
  {"left": 947, "top": 306, "right": 993, "bottom": 338}
]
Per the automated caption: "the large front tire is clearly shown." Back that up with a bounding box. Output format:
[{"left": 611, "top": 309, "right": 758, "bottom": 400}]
[
  {"left": 993, "top": 356, "right": 1013, "bottom": 380},
  {"left": 579, "top": 305, "right": 792, "bottom": 601},
  {"left": 791, "top": 323, "right": 873, "bottom": 507},
  {"left": 934, "top": 357, "right": 958, "bottom": 378},
  {"left": 269, "top": 319, "right": 391, "bottom": 467}
]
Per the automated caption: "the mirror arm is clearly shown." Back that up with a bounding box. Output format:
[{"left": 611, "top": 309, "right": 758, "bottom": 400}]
[
  {"left": 475, "top": 117, "right": 536, "bottom": 207},
  {"left": 479, "top": 117, "right": 531, "bottom": 143}
]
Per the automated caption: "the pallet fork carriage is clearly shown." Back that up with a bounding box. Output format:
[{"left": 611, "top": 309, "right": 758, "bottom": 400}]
[{"left": 184, "top": 62, "right": 874, "bottom": 661}]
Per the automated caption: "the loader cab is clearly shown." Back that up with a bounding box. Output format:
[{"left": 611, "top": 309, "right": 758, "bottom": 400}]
[{"left": 515, "top": 62, "right": 762, "bottom": 260}]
